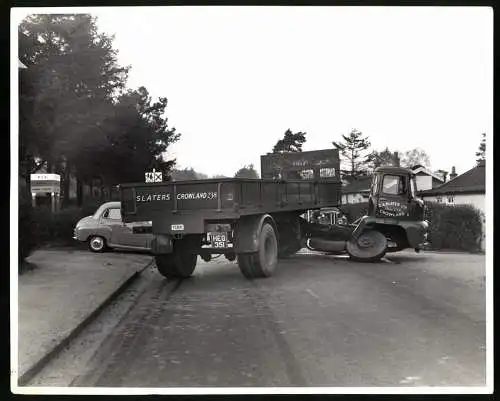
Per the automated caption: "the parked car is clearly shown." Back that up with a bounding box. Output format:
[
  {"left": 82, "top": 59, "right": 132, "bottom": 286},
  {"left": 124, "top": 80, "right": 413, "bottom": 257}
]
[{"left": 73, "top": 201, "right": 153, "bottom": 253}]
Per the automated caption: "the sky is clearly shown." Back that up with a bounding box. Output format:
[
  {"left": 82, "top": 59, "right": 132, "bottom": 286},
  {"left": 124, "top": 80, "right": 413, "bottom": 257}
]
[{"left": 20, "top": 7, "right": 494, "bottom": 178}]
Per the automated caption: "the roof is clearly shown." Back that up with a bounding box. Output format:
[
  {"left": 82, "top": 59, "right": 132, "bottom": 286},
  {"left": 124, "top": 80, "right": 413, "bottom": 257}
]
[
  {"left": 420, "top": 162, "right": 485, "bottom": 196},
  {"left": 411, "top": 166, "right": 444, "bottom": 182},
  {"left": 375, "top": 166, "right": 414, "bottom": 175},
  {"left": 93, "top": 201, "right": 121, "bottom": 218},
  {"left": 342, "top": 176, "right": 373, "bottom": 194}
]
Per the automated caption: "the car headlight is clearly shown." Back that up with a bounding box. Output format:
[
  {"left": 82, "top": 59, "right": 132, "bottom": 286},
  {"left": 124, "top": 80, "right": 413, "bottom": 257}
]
[{"left": 422, "top": 220, "right": 429, "bottom": 230}]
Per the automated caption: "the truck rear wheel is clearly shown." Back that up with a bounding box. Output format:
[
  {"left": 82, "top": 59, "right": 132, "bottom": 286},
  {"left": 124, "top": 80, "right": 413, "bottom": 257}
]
[
  {"left": 155, "top": 236, "right": 200, "bottom": 279},
  {"left": 238, "top": 223, "right": 278, "bottom": 278},
  {"left": 155, "top": 252, "right": 197, "bottom": 279},
  {"left": 346, "top": 229, "right": 387, "bottom": 262}
]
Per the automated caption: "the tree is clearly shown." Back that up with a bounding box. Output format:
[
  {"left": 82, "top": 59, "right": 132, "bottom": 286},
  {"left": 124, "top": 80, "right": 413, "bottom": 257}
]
[
  {"left": 367, "top": 147, "right": 400, "bottom": 170},
  {"left": 399, "top": 148, "right": 431, "bottom": 169},
  {"left": 332, "top": 129, "right": 371, "bottom": 180},
  {"left": 234, "top": 164, "right": 259, "bottom": 179},
  {"left": 434, "top": 169, "right": 449, "bottom": 182},
  {"left": 476, "top": 132, "right": 486, "bottom": 164},
  {"left": 272, "top": 129, "right": 307, "bottom": 153},
  {"left": 170, "top": 168, "right": 208, "bottom": 181},
  {"left": 18, "top": 14, "right": 180, "bottom": 205},
  {"left": 18, "top": 14, "right": 130, "bottom": 204},
  {"left": 90, "top": 87, "right": 180, "bottom": 185}
]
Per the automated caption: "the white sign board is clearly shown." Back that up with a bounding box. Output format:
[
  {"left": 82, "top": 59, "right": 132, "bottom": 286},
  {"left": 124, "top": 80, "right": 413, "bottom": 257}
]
[
  {"left": 145, "top": 169, "right": 163, "bottom": 183},
  {"left": 30, "top": 173, "right": 61, "bottom": 194},
  {"left": 31, "top": 174, "right": 61, "bottom": 182}
]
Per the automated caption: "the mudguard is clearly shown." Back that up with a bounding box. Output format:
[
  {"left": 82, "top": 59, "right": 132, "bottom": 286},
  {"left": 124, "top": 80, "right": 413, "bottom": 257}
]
[
  {"left": 151, "top": 234, "right": 173, "bottom": 255},
  {"left": 350, "top": 216, "right": 428, "bottom": 248}
]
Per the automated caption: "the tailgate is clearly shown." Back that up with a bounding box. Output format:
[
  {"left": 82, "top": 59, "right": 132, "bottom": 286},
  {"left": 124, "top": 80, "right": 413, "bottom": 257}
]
[{"left": 120, "top": 181, "right": 225, "bottom": 223}]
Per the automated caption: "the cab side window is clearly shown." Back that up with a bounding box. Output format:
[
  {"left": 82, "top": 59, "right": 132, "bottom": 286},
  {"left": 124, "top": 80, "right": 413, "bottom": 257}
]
[{"left": 105, "top": 208, "right": 122, "bottom": 220}]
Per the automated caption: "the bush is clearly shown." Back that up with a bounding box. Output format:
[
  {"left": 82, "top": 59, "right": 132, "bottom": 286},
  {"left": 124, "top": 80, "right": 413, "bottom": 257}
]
[
  {"left": 424, "top": 202, "right": 483, "bottom": 252},
  {"left": 31, "top": 202, "right": 99, "bottom": 246}
]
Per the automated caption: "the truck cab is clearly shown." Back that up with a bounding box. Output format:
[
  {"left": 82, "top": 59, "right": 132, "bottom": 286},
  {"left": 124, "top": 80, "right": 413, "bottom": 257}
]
[
  {"left": 346, "top": 166, "right": 429, "bottom": 260},
  {"left": 368, "top": 166, "right": 425, "bottom": 221}
]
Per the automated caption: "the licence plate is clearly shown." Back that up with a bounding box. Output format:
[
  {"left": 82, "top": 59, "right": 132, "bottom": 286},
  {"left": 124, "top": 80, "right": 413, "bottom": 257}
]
[{"left": 209, "top": 232, "right": 228, "bottom": 248}]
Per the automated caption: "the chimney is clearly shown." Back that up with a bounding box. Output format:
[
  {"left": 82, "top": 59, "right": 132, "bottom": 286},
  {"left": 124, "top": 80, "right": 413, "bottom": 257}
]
[
  {"left": 449, "top": 166, "right": 457, "bottom": 180},
  {"left": 393, "top": 152, "right": 400, "bottom": 167},
  {"left": 441, "top": 171, "right": 448, "bottom": 182}
]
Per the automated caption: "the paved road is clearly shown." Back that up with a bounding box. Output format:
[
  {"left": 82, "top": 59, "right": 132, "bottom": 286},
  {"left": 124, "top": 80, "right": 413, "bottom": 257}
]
[{"left": 59, "top": 251, "right": 488, "bottom": 387}]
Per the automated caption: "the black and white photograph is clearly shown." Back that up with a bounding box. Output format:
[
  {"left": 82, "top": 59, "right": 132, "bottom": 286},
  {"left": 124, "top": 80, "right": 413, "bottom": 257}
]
[{"left": 11, "top": 6, "right": 492, "bottom": 395}]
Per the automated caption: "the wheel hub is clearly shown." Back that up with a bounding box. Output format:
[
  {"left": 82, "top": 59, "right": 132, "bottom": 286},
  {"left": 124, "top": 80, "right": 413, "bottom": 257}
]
[
  {"left": 357, "top": 235, "right": 374, "bottom": 248},
  {"left": 92, "top": 238, "right": 103, "bottom": 249}
]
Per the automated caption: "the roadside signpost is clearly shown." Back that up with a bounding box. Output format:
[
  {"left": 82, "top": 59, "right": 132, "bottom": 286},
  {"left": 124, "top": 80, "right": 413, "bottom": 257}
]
[
  {"left": 30, "top": 173, "right": 61, "bottom": 213},
  {"left": 145, "top": 169, "right": 163, "bottom": 183}
]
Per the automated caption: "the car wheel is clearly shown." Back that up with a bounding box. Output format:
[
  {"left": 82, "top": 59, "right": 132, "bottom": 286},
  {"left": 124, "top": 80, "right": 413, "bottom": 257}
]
[{"left": 88, "top": 236, "right": 107, "bottom": 253}]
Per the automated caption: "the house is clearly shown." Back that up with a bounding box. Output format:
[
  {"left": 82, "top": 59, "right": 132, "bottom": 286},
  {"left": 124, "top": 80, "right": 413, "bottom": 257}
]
[
  {"left": 419, "top": 161, "right": 486, "bottom": 250},
  {"left": 341, "top": 165, "right": 444, "bottom": 204},
  {"left": 411, "top": 165, "right": 446, "bottom": 191},
  {"left": 419, "top": 161, "right": 485, "bottom": 213}
]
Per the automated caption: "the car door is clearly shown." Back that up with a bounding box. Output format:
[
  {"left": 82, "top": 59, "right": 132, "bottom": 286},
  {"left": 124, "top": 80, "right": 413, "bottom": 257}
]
[
  {"left": 101, "top": 207, "right": 136, "bottom": 247},
  {"left": 127, "top": 221, "right": 154, "bottom": 250}
]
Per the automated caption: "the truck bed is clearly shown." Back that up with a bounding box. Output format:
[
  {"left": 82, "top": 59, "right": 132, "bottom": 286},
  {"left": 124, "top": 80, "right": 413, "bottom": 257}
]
[{"left": 120, "top": 178, "right": 341, "bottom": 229}]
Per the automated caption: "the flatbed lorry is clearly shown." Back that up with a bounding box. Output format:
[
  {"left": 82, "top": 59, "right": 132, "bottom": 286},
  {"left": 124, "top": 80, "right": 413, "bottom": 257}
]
[{"left": 119, "top": 149, "right": 429, "bottom": 279}]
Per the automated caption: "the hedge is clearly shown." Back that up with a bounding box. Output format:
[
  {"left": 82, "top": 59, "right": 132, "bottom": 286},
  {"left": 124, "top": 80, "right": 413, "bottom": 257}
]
[
  {"left": 28, "top": 200, "right": 103, "bottom": 248},
  {"left": 339, "top": 201, "right": 483, "bottom": 252},
  {"left": 424, "top": 201, "right": 483, "bottom": 252},
  {"left": 19, "top": 198, "right": 37, "bottom": 272}
]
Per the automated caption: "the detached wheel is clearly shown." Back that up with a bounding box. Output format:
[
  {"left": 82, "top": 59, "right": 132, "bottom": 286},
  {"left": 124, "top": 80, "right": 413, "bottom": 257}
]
[
  {"left": 88, "top": 236, "right": 107, "bottom": 253},
  {"left": 238, "top": 223, "right": 278, "bottom": 279},
  {"left": 346, "top": 230, "right": 387, "bottom": 262}
]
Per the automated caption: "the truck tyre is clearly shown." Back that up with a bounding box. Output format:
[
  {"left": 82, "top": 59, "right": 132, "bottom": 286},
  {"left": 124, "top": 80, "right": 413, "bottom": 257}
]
[
  {"left": 155, "top": 252, "right": 197, "bottom": 279},
  {"left": 238, "top": 223, "right": 278, "bottom": 278},
  {"left": 88, "top": 236, "right": 107, "bottom": 253},
  {"left": 346, "top": 229, "right": 387, "bottom": 262}
]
